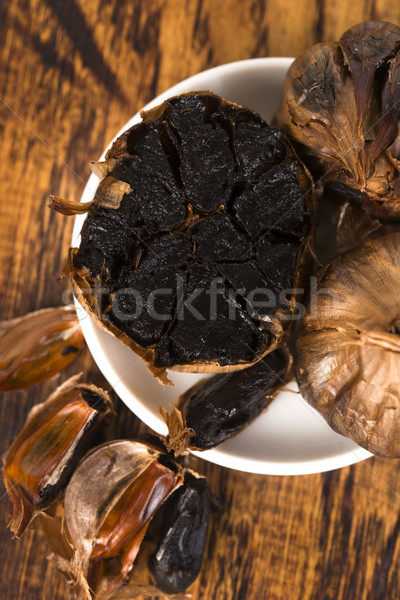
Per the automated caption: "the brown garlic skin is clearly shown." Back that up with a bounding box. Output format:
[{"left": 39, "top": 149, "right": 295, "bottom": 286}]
[
  {"left": 3, "top": 375, "right": 114, "bottom": 537},
  {"left": 294, "top": 227, "right": 400, "bottom": 457},
  {"left": 274, "top": 21, "right": 400, "bottom": 223},
  {"left": 46, "top": 440, "right": 187, "bottom": 600},
  {"left": 0, "top": 306, "right": 84, "bottom": 392},
  {"left": 40, "top": 440, "right": 211, "bottom": 600}
]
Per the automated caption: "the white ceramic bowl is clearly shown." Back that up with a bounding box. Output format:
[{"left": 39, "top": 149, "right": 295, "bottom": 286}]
[{"left": 72, "top": 58, "right": 372, "bottom": 476}]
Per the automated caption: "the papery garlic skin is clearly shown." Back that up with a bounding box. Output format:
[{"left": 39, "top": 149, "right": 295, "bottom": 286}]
[
  {"left": 295, "top": 228, "right": 400, "bottom": 457},
  {"left": 274, "top": 21, "right": 400, "bottom": 222},
  {"left": 3, "top": 375, "right": 114, "bottom": 537},
  {"left": 62, "top": 440, "right": 184, "bottom": 600},
  {"left": 0, "top": 306, "right": 84, "bottom": 391}
]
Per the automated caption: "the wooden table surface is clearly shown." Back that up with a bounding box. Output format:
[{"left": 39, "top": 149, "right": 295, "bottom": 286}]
[{"left": 2, "top": 1, "right": 400, "bottom": 599}]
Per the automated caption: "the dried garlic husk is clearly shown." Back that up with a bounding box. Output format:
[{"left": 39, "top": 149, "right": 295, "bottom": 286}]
[
  {"left": 161, "top": 347, "right": 290, "bottom": 453},
  {"left": 294, "top": 227, "right": 400, "bottom": 457},
  {"left": 0, "top": 305, "right": 84, "bottom": 391},
  {"left": 43, "top": 440, "right": 188, "bottom": 600},
  {"left": 333, "top": 203, "right": 381, "bottom": 254},
  {"left": 274, "top": 21, "right": 400, "bottom": 222},
  {"left": 3, "top": 375, "right": 114, "bottom": 537},
  {"left": 55, "top": 91, "right": 313, "bottom": 385}
]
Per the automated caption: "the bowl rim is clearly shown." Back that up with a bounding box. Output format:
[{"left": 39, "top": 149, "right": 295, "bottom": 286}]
[{"left": 72, "top": 57, "right": 372, "bottom": 476}]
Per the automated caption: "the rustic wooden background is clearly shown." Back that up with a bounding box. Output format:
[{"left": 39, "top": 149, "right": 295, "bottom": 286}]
[{"left": 1, "top": 0, "right": 400, "bottom": 598}]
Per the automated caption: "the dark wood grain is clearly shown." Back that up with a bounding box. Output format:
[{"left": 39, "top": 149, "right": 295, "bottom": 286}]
[{"left": 1, "top": 1, "right": 400, "bottom": 599}]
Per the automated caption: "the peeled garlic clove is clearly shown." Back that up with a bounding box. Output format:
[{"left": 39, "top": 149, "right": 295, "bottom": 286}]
[
  {"left": 294, "top": 227, "right": 400, "bottom": 457},
  {"left": 161, "top": 347, "right": 290, "bottom": 453},
  {"left": 3, "top": 375, "right": 114, "bottom": 537},
  {"left": 148, "top": 471, "right": 211, "bottom": 594},
  {"left": 62, "top": 440, "right": 184, "bottom": 599},
  {"left": 0, "top": 305, "right": 84, "bottom": 392}
]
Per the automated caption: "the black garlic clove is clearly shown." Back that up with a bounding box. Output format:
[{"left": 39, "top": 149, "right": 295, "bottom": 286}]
[
  {"left": 161, "top": 347, "right": 290, "bottom": 452},
  {"left": 148, "top": 471, "right": 211, "bottom": 594}
]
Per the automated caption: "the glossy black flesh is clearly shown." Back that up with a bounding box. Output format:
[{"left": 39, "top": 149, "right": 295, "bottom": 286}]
[
  {"left": 75, "top": 92, "right": 310, "bottom": 368},
  {"left": 256, "top": 235, "right": 301, "bottom": 301},
  {"left": 111, "top": 158, "right": 185, "bottom": 233},
  {"left": 154, "top": 262, "right": 267, "bottom": 367},
  {"left": 109, "top": 235, "right": 192, "bottom": 346},
  {"left": 167, "top": 94, "right": 236, "bottom": 212},
  {"left": 193, "top": 212, "right": 252, "bottom": 262},
  {"left": 74, "top": 209, "right": 140, "bottom": 279},
  {"left": 125, "top": 122, "right": 180, "bottom": 188},
  {"left": 222, "top": 104, "right": 287, "bottom": 179},
  {"left": 232, "top": 158, "right": 309, "bottom": 238},
  {"left": 148, "top": 472, "right": 211, "bottom": 594},
  {"left": 180, "top": 348, "right": 288, "bottom": 449}
]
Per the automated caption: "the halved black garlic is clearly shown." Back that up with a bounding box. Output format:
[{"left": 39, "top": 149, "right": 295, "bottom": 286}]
[
  {"left": 0, "top": 306, "right": 84, "bottom": 392},
  {"left": 294, "top": 227, "right": 400, "bottom": 457},
  {"left": 161, "top": 347, "right": 290, "bottom": 453},
  {"left": 57, "top": 91, "right": 312, "bottom": 384},
  {"left": 41, "top": 440, "right": 210, "bottom": 599},
  {"left": 274, "top": 21, "right": 400, "bottom": 223},
  {"left": 3, "top": 375, "right": 114, "bottom": 537}
]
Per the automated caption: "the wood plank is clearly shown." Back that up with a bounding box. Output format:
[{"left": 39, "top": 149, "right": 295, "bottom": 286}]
[{"left": 1, "top": 1, "right": 400, "bottom": 598}]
